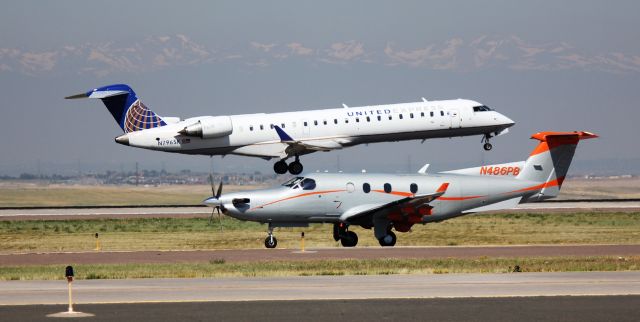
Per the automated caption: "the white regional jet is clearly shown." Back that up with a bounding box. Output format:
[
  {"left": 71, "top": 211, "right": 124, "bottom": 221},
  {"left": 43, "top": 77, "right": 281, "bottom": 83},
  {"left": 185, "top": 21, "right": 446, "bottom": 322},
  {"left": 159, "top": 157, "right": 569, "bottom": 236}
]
[
  {"left": 204, "top": 131, "right": 597, "bottom": 248},
  {"left": 66, "top": 84, "right": 515, "bottom": 174}
]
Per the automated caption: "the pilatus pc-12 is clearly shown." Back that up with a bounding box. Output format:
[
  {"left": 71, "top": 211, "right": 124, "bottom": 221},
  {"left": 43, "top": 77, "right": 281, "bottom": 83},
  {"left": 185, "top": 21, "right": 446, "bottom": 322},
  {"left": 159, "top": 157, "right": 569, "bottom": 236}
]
[
  {"left": 204, "top": 131, "right": 596, "bottom": 248},
  {"left": 66, "top": 84, "right": 514, "bottom": 175}
]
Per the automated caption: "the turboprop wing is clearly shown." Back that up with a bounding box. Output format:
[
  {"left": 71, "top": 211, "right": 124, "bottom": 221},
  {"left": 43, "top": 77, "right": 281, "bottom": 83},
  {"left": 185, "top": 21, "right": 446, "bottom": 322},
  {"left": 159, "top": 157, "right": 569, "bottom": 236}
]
[
  {"left": 339, "top": 183, "right": 449, "bottom": 223},
  {"left": 273, "top": 125, "right": 344, "bottom": 156}
]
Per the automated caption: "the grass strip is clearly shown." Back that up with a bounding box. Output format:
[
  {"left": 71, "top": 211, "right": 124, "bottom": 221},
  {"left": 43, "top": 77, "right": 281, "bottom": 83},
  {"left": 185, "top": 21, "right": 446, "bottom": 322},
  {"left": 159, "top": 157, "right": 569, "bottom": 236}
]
[
  {"left": 2, "top": 212, "right": 639, "bottom": 252},
  {"left": 1, "top": 256, "right": 638, "bottom": 281}
]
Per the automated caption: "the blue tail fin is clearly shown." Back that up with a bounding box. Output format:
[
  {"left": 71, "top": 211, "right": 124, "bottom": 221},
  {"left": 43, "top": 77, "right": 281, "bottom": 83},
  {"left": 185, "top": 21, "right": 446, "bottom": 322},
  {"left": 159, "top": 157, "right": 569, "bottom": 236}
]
[{"left": 66, "top": 84, "right": 166, "bottom": 133}]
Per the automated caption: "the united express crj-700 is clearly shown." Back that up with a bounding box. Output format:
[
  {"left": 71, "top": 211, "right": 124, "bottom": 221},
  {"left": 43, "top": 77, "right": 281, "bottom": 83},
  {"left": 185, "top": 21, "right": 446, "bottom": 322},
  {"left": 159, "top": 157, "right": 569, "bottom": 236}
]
[
  {"left": 66, "top": 84, "right": 514, "bottom": 174},
  {"left": 204, "top": 131, "right": 596, "bottom": 248}
]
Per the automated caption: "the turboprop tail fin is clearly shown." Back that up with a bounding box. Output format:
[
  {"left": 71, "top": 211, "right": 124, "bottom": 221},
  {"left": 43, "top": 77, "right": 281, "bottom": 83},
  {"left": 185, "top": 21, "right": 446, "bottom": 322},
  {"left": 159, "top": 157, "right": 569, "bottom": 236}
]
[
  {"left": 516, "top": 131, "right": 597, "bottom": 198},
  {"left": 66, "top": 84, "right": 166, "bottom": 133}
]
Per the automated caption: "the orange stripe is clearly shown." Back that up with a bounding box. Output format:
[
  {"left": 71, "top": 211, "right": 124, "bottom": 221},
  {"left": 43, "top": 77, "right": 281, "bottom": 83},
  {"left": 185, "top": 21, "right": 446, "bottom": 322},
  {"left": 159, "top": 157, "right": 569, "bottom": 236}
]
[
  {"left": 372, "top": 190, "right": 413, "bottom": 197},
  {"left": 250, "top": 189, "right": 345, "bottom": 210},
  {"left": 507, "top": 177, "right": 565, "bottom": 194},
  {"left": 438, "top": 195, "right": 484, "bottom": 201}
]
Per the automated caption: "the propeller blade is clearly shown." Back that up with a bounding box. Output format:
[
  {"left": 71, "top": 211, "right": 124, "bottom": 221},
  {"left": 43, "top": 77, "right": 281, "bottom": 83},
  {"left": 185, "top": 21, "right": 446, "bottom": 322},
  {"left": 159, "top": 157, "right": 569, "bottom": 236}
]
[
  {"left": 208, "top": 207, "right": 215, "bottom": 225},
  {"left": 208, "top": 174, "right": 215, "bottom": 196},
  {"left": 216, "top": 182, "right": 223, "bottom": 199},
  {"left": 217, "top": 207, "right": 223, "bottom": 234}
]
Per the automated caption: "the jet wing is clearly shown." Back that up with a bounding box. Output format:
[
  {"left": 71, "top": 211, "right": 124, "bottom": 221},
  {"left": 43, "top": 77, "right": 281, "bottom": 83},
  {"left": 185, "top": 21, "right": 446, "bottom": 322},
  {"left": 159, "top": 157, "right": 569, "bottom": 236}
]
[
  {"left": 339, "top": 183, "right": 449, "bottom": 223},
  {"left": 273, "top": 125, "right": 344, "bottom": 156}
]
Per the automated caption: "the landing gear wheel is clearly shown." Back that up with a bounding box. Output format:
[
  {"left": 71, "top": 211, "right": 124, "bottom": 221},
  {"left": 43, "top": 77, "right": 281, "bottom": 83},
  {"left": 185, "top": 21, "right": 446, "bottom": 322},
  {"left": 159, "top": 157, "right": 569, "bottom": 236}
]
[
  {"left": 378, "top": 231, "right": 397, "bottom": 247},
  {"left": 264, "top": 235, "right": 277, "bottom": 248},
  {"left": 273, "top": 161, "right": 288, "bottom": 174},
  {"left": 340, "top": 231, "right": 358, "bottom": 247},
  {"left": 483, "top": 142, "right": 493, "bottom": 151},
  {"left": 288, "top": 161, "right": 303, "bottom": 175}
]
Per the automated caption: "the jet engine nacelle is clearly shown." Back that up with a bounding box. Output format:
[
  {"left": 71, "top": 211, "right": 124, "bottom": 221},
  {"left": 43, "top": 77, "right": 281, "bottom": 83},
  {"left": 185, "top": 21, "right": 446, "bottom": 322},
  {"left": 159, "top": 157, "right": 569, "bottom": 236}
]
[{"left": 180, "top": 116, "right": 233, "bottom": 139}]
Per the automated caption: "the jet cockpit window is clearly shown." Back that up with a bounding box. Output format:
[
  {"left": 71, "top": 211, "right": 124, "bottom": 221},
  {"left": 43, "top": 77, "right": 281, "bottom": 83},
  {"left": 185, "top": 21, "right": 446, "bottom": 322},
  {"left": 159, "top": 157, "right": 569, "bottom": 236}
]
[{"left": 473, "top": 105, "right": 492, "bottom": 112}]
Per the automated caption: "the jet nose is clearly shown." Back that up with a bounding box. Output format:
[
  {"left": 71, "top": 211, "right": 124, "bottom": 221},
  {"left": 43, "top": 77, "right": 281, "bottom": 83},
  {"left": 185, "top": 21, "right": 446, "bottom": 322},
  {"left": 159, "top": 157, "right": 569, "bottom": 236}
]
[
  {"left": 115, "top": 134, "right": 130, "bottom": 146},
  {"left": 498, "top": 113, "right": 515, "bottom": 128}
]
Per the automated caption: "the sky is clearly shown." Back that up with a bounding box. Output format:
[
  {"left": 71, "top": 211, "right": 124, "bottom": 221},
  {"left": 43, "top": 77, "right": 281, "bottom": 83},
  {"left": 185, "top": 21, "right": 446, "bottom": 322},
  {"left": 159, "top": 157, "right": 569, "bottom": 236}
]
[{"left": 1, "top": 0, "right": 639, "bottom": 175}]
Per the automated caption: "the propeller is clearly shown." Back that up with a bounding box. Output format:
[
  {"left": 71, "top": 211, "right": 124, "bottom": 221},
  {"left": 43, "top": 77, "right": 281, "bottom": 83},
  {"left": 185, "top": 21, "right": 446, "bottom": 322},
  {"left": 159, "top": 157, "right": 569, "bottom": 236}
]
[{"left": 206, "top": 174, "right": 224, "bottom": 233}]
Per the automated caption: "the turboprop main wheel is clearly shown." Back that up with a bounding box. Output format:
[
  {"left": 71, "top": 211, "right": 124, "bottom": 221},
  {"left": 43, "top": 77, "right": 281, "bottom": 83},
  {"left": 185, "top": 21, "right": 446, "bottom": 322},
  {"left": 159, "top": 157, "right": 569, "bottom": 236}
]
[
  {"left": 264, "top": 235, "right": 278, "bottom": 248},
  {"left": 273, "top": 161, "right": 288, "bottom": 174},
  {"left": 288, "top": 161, "right": 303, "bottom": 175},
  {"left": 340, "top": 231, "right": 358, "bottom": 247},
  {"left": 378, "top": 231, "right": 397, "bottom": 247},
  {"left": 483, "top": 142, "right": 493, "bottom": 151}
]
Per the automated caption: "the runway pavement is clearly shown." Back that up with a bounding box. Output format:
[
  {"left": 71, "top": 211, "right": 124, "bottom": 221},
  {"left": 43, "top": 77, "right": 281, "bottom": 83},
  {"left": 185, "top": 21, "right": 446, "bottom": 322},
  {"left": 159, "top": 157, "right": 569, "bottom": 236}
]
[
  {"left": 0, "top": 271, "right": 639, "bottom": 305},
  {"left": 1, "top": 296, "right": 639, "bottom": 322},
  {"left": 2, "top": 244, "right": 640, "bottom": 266},
  {"left": 1, "top": 200, "right": 639, "bottom": 220}
]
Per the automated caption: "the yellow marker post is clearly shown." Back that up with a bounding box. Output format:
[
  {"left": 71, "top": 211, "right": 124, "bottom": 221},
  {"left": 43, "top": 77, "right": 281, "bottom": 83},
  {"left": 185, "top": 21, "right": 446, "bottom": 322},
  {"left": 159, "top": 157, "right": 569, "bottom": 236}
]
[
  {"left": 300, "top": 232, "right": 305, "bottom": 252},
  {"left": 65, "top": 266, "right": 74, "bottom": 313},
  {"left": 94, "top": 233, "right": 101, "bottom": 251}
]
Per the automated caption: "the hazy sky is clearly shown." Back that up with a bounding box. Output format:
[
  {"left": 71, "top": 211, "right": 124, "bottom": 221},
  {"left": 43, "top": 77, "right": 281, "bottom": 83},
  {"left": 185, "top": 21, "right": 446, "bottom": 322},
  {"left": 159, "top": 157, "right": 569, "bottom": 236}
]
[{"left": 1, "top": 1, "right": 639, "bottom": 175}]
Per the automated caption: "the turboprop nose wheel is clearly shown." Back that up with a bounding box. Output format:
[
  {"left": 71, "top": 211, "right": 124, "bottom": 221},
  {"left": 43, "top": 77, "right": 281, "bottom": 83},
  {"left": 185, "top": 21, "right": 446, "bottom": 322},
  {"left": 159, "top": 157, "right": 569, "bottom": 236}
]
[{"left": 264, "top": 224, "right": 277, "bottom": 248}]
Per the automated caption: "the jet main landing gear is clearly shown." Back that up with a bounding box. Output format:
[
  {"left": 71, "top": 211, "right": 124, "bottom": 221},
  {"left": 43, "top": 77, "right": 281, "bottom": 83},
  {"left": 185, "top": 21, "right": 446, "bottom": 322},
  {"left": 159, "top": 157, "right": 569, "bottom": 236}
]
[{"left": 273, "top": 155, "right": 304, "bottom": 175}]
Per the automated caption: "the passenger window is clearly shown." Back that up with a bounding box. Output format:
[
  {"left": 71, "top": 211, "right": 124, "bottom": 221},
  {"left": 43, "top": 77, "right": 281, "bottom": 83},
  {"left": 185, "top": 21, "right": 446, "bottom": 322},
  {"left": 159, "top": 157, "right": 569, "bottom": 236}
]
[
  {"left": 249, "top": 126, "right": 254, "bottom": 131},
  {"left": 430, "top": 111, "right": 434, "bottom": 117},
  {"left": 377, "top": 115, "right": 381, "bottom": 121},
  {"left": 410, "top": 183, "right": 418, "bottom": 194},
  {"left": 410, "top": 113, "right": 414, "bottom": 118},
  {"left": 440, "top": 111, "right": 444, "bottom": 116},
  {"left": 363, "top": 183, "right": 371, "bottom": 193},
  {"left": 388, "top": 115, "right": 393, "bottom": 120},
  {"left": 344, "top": 119, "right": 349, "bottom": 124},
  {"left": 384, "top": 183, "right": 392, "bottom": 193},
  {"left": 281, "top": 123, "right": 285, "bottom": 128},
  {"left": 260, "top": 125, "right": 264, "bottom": 130},
  {"left": 420, "top": 112, "right": 424, "bottom": 117},
  {"left": 356, "top": 118, "right": 360, "bottom": 122},
  {"left": 323, "top": 120, "right": 327, "bottom": 125},
  {"left": 314, "top": 120, "right": 318, "bottom": 126},
  {"left": 334, "top": 119, "right": 338, "bottom": 124},
  {"left": 346, "top": 182, "right": 355, "bottom": 193},
  {"left": 304, "top": 122, "right": 308, "bottom": 127},
  {"left": 399, "top": 114, "right": 403, "bottom": 119},
  {"left": 366, "top": 116, "right": 370, "bottom": 122}
]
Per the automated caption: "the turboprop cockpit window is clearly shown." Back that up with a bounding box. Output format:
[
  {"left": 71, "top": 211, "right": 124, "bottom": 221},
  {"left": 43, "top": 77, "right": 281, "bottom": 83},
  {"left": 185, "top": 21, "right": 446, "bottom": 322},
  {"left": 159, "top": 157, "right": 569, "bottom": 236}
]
[
  {"left": 473, "top": 105, "right": 492, "bottom": 112},
  {"left": 282, "top": 177, "right": 304, "bottom": 188},
  {"left": 300, "top": 178, "right": 316, "bottom": 190}
]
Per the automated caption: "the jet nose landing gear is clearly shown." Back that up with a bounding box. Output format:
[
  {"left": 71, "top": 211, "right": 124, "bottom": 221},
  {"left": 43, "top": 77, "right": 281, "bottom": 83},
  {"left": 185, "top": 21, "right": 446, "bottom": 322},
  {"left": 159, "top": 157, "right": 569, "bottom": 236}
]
[
  {"left": 273, "top": 156, "right": 304, "bottom": 175},
  {"left": 482, "top": 133, "right": 493, "bottom": 151}
]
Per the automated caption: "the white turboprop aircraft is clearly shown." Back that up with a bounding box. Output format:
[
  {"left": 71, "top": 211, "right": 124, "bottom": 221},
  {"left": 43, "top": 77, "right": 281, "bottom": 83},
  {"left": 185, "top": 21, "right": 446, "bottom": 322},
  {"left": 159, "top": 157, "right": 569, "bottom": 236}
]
[{"left": 66, "top": 84, "right": 515, "bottom": 174}]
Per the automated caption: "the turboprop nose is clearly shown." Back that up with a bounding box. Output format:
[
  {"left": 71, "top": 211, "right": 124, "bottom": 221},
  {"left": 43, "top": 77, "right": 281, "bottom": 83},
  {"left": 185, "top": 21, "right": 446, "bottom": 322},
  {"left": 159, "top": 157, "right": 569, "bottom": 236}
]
[{"left": 115, "top": 134, "right": 130, "bottom": 146}]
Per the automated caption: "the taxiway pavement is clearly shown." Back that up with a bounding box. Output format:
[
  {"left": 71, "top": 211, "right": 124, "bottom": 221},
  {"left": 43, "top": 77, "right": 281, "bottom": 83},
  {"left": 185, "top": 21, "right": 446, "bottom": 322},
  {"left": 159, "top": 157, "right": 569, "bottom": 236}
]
[{"left": 0, "top": 271, "right": 638, "bottom": 305}]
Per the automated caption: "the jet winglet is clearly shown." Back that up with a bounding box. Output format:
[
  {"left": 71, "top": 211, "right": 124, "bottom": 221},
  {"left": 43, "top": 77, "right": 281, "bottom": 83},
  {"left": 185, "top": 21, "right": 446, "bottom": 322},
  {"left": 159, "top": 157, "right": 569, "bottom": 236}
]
[
  {"left": 273, "top": 125, "right": 294, "bottom": 142},
  {"left": 436, "top": 182, "right": 449, "bottom": 193}
]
